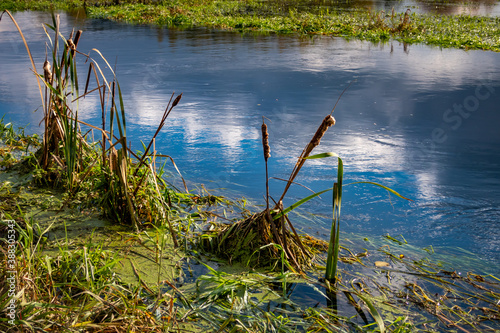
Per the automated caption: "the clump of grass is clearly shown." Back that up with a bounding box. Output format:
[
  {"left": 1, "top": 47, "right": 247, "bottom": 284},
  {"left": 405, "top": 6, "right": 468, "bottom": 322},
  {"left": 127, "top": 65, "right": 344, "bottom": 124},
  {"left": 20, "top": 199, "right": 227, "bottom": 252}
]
[
  {"left": 201, "top": 104, "right": 338, "bottom": 271},
  {"left": 202, "top": 83, "right": 411, "bottom": 288},
  {"left": 0, "top": 213, "right": 182, "bottom": 331},
  {"left": 0, "top": 10, "right": 189, "bottom": 233},
  {"left": 0, "top": 0, "right": 82, "bottom": 11}
]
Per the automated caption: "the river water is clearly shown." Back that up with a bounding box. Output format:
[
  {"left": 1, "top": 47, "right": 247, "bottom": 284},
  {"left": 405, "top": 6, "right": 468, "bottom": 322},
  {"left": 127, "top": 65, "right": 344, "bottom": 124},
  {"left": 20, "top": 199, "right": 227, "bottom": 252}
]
[{"left": 1, "top": 10, "right": 499, "bottom": 273}]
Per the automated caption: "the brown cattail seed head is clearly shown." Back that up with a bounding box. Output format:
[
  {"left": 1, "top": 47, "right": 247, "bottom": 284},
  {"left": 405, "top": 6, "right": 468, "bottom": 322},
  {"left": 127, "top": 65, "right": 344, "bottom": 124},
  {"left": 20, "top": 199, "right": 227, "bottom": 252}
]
[
  {"left": 172, "top": 93, "right": 182, "bottom": 107},
  {"left": 74, "top": 30, "right": 83, "bottom": 46},
  {"left": 68, "top": 38, "right": 76, "bottom": 57},
  {"left": 43, "top": 60, "right": 52, "bottom": 84},
  {"left": 261, "top": 122, "right": 271, "bottom": 161},
  {"left": 309, "top": 115, "right": 336, "bottom": 151},
  {"left": 325, "top": 114, "right": 336, "bottom": 127}
]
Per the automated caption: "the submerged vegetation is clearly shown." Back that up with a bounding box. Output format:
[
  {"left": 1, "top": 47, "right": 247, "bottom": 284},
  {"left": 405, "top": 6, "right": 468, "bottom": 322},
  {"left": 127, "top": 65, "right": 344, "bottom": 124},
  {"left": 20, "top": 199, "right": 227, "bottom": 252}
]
[
  {"left": 0, "top": 8, "right": 499, "bottom": 333},
  {"left": 1, "top": 0, "right": 500, "bottom": 51}
]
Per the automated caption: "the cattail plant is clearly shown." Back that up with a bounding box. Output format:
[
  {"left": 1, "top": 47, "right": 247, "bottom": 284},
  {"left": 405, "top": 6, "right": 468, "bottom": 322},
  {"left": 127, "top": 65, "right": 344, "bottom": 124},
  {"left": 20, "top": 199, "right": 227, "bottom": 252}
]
[
  {"left": 278, "top": 114, "right": 335, "bottom": 203},
  {"left": 1, "top": 10, "right": 188, "bottom": 232},
  {"left": 261, "top": 117, "right": 271, "bottom": 211},
  {"left": 205, "top": 111, "right": 340, "bottom": 271}
]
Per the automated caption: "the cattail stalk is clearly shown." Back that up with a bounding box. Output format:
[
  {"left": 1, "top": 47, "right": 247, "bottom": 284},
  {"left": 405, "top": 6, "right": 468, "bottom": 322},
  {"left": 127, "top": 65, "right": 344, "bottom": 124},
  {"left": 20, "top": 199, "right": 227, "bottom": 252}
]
[
  {"left": 261, "top": 118, "right": 288, "bottom": 251},
  {"left": 261, "top": 118, "right": 271, "bottom": 211},
  {"left": 278, "top": 114, "right": 335, "bottom": 203},
  {"left": 133, "top": 92, "right": 182, "bottom": 177},
  {"left": 43, "top": 59, "right": 52, "bottom": 85}
]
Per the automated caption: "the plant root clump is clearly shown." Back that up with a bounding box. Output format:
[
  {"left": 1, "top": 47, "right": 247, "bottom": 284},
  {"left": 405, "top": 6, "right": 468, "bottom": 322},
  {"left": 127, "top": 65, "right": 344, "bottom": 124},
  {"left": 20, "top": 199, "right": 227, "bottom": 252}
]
[{"left": 201, "top": 209, "right": 324, "bottom": 271}]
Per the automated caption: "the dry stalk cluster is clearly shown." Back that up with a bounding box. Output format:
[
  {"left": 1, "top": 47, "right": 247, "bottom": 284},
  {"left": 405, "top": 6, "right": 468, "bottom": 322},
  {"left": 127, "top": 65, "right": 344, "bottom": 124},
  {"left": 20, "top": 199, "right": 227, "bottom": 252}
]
[
  {"left": 0, "top": 10, "right": 184, "bottom": 233},
  {"left": 203, "top": 113, "right": 336, "bottom": 271}
]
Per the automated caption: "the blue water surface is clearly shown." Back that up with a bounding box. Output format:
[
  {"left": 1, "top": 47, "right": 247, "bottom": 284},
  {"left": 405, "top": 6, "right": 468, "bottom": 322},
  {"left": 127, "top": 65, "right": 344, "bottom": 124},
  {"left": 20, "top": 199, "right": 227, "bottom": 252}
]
[{"left": 1, "top": 11, "right": 499, "bottom": 273}]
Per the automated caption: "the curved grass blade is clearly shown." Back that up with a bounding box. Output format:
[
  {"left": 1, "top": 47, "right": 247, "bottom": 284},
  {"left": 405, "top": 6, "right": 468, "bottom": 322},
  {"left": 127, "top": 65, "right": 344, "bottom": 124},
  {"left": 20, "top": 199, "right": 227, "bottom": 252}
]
[
  {"left": 155, "top": 154, "right": 189, "bottom": 193},
  {"left": 326, "top": 157, "right": 343, "bottom": 283},
  {"left": 348, "top": 181, "right": 412, "bottom": 201},
  {"left": 304, "top": 152, "right": 339, "bottom": 159},
  {"left": 356, "top": 293, "right": 386, "bottom": 333},
  {"left": 273, "top": 187, "right": 333, "bottom": 220}
]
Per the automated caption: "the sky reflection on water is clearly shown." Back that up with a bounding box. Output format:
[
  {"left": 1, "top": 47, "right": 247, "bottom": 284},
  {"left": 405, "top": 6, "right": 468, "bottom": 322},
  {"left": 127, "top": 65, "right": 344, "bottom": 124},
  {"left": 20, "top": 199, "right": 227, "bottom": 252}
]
[{"left": 0, "top": 12, "right": 499, "bottom": 272}]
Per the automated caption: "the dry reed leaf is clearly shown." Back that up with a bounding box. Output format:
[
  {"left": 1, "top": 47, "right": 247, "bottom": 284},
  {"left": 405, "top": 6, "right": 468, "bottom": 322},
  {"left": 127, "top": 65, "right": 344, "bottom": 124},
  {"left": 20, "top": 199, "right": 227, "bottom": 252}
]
[{"left": 67, "top": 38, "right": 76, "bottom": 52}]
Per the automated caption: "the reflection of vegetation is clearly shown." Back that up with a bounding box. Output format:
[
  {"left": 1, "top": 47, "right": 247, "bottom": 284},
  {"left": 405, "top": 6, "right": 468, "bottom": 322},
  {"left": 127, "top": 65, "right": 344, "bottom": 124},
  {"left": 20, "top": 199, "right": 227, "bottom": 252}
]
[{"left": 3, "top": 0, "right": 499, "bottom": 51}]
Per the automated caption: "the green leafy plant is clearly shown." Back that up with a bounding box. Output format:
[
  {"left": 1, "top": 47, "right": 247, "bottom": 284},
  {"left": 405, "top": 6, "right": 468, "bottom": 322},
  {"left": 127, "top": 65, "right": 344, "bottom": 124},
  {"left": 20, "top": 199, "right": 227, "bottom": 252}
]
[
  {"left": 0, "top": 10, "right": 186, "bottom": 231},
  {"left": 303, "top": 152, "right": 411, "bottom": 284}
]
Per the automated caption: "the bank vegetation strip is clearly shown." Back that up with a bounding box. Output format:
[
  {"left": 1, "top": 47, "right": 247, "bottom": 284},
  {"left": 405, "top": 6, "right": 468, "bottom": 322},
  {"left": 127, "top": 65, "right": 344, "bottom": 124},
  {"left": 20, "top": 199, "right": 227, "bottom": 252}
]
[{"left": 1, "top": 0, "right": 500, "bottom": 52}]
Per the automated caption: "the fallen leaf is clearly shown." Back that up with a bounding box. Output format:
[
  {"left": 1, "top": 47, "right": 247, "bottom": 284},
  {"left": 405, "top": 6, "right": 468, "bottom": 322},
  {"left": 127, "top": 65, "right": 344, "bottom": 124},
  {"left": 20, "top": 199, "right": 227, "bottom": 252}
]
[{"left": 374, "top": 261, "right": 390, "bottom": 268}]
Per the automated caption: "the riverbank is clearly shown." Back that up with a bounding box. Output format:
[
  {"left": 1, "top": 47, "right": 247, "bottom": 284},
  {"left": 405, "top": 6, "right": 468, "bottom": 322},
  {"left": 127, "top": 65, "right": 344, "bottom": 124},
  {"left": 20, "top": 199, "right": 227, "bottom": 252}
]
[
  {"left": 1, "top": 119, "right": 499, "bottom": 332},
  {"left": 1, "top": 0, "right": 500, "bottom": 51},
  {"left": 1, "top": 7, "right": 499, "bottom": 331}
]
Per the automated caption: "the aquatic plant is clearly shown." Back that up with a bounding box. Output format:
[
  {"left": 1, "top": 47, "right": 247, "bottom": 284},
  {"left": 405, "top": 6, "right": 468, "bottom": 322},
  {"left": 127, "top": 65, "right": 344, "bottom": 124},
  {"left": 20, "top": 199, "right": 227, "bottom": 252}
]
[
  {"left": 202, "top": 112, "right": 338, "bottom": 271},
  {"left": 2, "top": 0, "right": 500, "bottom": 51},
  {"left": 0, "top": 10, "right": 189, "bottom": 233},
  {"left": 80, "top": 0, "right": 500, "bottom": 52},
  {"left": 0, "top": 211, "right": 179, "bottom": 331}
]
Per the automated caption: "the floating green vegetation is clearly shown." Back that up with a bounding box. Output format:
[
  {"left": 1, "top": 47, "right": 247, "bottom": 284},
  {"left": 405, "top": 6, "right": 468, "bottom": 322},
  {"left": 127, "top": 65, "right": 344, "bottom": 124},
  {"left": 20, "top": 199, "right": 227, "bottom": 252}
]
[
  {"left": 0, "top": 0, "right": 82, "bottom": 11},
  {"left": 2, "top": 173, "right": 499, "bottom": 332},
  {"left": 0, "top": 118, "right": 40, "bottom": 169},
  {"left": 87, "top": 2, "right": 500, "bottom": 51},
  {"left": 4, "top": 0, "right": 497, "bottom": 51}
]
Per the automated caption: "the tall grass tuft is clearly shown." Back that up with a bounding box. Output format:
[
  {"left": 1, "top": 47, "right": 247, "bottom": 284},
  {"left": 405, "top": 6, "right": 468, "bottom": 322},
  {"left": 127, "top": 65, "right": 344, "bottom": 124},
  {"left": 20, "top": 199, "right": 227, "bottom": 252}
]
[
  {"left": 203, "top": 110, "right": 339, "bottom": 270},
  {"left": 304, "top": 152, "right": 411, "bottom": 285},
  {"left": 1, "top": 10, "right": 185, "bottom": 231}
]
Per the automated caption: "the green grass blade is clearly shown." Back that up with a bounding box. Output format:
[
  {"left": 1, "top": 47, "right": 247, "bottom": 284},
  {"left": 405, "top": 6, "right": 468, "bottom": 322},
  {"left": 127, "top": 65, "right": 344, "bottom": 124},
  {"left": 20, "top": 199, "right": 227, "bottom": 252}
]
[
  {"left": 348, "top": 181, "right": 412, "bottom": 201},
  {"left": 273, "top": 187, "right": 333, "bottom": 220},
  {"left": 305, "top": 152, "right": 339, "bottom": 159},
  {"left": 326, "top": 157, "right": 343, "bottom": 283},
  {"left": 325, "top": 185, "right": 339, "bottom": 282},
  {"left": 337, "top": 157, "right": 343, "bottom": 213},
  {"left": 356, "top": 293, "right": 386, "bottom": 333}
]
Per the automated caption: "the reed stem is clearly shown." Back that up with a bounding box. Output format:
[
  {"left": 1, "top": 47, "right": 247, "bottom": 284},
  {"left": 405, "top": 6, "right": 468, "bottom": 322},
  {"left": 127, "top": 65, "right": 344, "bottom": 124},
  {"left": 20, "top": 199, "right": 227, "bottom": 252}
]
[{"left": 278, "top": 114, "right": 335, "bottom": 203}]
